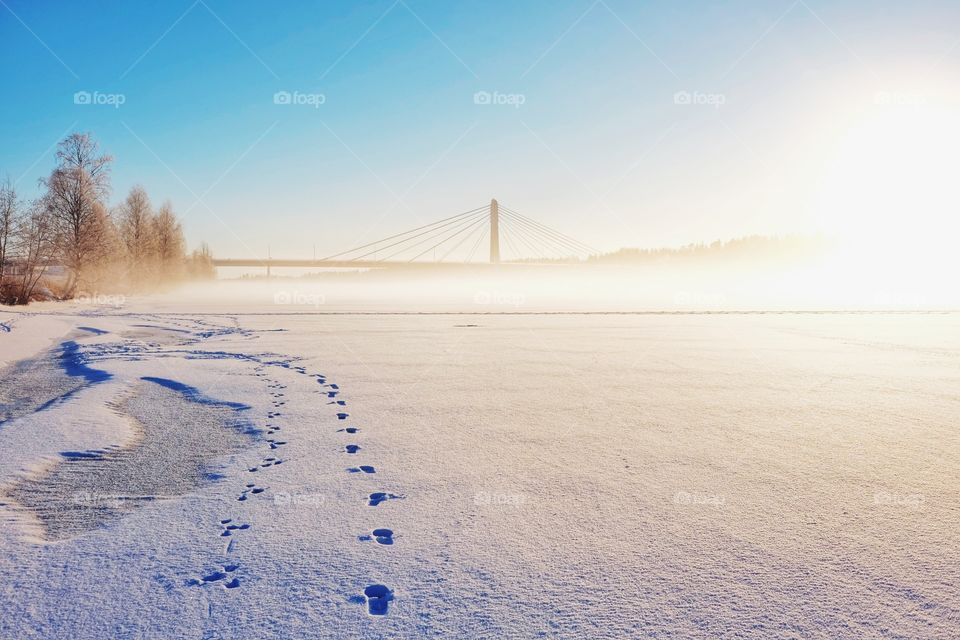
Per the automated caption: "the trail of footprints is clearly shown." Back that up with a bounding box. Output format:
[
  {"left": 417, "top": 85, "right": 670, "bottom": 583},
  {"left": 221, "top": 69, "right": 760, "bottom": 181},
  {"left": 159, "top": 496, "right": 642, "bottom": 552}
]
[
  {"left": 188, "top": 361, "right": 401, "bottom": 616},
  {"left": 187, "top": 362, "right": 290, "bottom": 588},
  {"left": 37, "top": 318, "right": 400, "bottom": 613},
  {"left": 327, "top": 377, "right": 401, "bottom": 616}
]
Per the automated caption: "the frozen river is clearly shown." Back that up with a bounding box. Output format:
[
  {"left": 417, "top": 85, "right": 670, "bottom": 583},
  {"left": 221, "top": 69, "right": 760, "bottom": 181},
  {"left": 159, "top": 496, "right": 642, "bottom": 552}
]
[{"left": 1, "top": 297, "right": 958, "bottom": 638}]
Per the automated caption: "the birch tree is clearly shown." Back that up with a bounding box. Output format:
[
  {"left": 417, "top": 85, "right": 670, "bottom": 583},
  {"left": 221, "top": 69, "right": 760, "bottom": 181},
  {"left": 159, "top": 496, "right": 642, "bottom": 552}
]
[
  {"left": 117, "top": 185, "right": 156, "bottom": 286},
  {"left": 41, "top": 133, "right": 113, "bottom": 297}
]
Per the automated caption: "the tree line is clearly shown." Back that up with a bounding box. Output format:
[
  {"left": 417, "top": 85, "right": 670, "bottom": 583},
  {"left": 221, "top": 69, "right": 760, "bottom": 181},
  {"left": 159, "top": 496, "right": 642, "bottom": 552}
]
[
  {"left": 587, "top": 234, "right": 833, "bottom": 265},
  {"left": 0, "top": 132, "right": 214, "bottom": 305}
]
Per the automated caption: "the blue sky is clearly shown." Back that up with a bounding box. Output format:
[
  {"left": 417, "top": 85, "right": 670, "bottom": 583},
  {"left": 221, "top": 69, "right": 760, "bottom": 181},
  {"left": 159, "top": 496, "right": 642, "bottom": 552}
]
[{"left": 2, "top": 0, "right": 960, "bottom": 258}]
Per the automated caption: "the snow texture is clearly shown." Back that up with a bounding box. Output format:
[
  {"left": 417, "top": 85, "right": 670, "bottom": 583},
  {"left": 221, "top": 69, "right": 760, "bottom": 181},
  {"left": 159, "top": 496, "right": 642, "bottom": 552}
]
[{"left": 1, "top": 298, "right": 959, "bottom": 638}]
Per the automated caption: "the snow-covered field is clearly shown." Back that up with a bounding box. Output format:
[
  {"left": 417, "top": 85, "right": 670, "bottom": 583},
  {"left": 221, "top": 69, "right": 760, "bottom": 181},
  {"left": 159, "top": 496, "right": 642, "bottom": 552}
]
[{"left": 1, "top": 290, "right": 958, "bottom": 638}]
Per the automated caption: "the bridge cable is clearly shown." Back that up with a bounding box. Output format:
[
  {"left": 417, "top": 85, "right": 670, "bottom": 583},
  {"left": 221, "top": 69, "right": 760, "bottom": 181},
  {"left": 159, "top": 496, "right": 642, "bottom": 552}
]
[
  {"left": 500, "top": 206, "right": 597, "bottom": 255},
  {"left": 501, "top": 214, "right": 570, "bottom": 259},
  {"left": 500, "top": 216, "right": 546, "bottom": 259},
  {"left": 500, "top": 209, "right": 593, "bottom": 257},
  {"left": 348, "top": 208, "right": 489, "bottom": 262},
  {"left": 350, "top": 205, "right": 489, "bottom": 261},
  {"left": 500, "top": 205, "right": 595, "bottom": 253},
  {"left": 378, "top": 211, "right": 488, "bottom": 262},
  {"left": 465, "top": 225, "right": 487, "bottom": 262},
  {"left": 408, "top": 213, "right": 491, "bottom": 262},
  {"left": 318, "top": 204, "right": 489, "bottom": 261},
  {"left": 377, "top": 209, "right": 490, "bottom": 262},
  {"left": 499, "top": 210, "right": 591, "bottom": 257},
  {"left": 500, "top": 215, "right": 553, "bottom": 259},
  {"left": 499, "top": 211, "right": 579, "bottom": 257},
  {"left": 499, "top": 223, "right": 524, "bottom": 261},
  {"left": 440, "top": 215, "right": 489, "bottom": 261}
]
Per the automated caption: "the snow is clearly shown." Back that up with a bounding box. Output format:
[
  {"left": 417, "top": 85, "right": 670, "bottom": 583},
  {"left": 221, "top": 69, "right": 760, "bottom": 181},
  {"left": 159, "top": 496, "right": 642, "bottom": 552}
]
[{"left": 1, "top": 287, "right": 959, "bottom": 638}]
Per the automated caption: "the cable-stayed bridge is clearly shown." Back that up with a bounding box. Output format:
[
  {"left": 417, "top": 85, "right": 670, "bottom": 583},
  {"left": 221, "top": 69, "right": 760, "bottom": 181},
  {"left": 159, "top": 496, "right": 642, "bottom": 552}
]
[{"left": 213, "top": 200, "right": 595, "bottom": 271}]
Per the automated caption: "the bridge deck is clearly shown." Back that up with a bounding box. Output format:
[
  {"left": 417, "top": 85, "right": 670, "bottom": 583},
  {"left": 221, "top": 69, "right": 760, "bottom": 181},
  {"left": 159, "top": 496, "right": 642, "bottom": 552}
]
[{"left": 212, "top": 259, "right": 498, "bottom": 268}]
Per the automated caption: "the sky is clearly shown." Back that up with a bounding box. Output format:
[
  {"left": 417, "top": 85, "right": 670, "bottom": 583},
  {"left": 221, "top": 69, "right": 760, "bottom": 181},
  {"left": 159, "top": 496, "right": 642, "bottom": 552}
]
[{"left": 2, "top": 0, "right": 960, "bottom": 261}]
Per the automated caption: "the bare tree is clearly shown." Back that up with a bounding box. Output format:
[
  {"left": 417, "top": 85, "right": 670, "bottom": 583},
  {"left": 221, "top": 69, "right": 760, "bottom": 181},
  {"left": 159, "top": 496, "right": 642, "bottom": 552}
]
[
  {"left": 0, "top": 179, "right": 19, "bottom": 281},
  {"left": 117, "top": 185, "right": 156, "bottom": 286},
  {"left": 8, "top": 132, "right": 204, "bottom": 305},
  {"left": 153, "top": 200, "right": 186, "bottom": 282},
  {"left": 13, "top": 203, "right": 57, "bottom": 304},
  {"left": 186, "top": 242, "right": 216, "bottom": 279},
  {"left": 41, "top": 133, "right": 113, "bottom": 297},
  {"left": 81, "top": 200, "right": 123, "bottom": 294}
]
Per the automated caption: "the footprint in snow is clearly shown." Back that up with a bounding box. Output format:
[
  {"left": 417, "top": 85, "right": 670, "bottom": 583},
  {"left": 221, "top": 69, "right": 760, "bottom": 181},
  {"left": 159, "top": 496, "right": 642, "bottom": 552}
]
[
  {"left": 220, "top": 518, "right": 251, "bottom": 536},
  {"left": 238, "top": 485, "right": 265, "bottom": 501},
  {"left": 336, "top": 413, "right": 349, "bottom": 420},
  {"left": 337, "top": 427, "right": 359, "bottom": 434},
  {"left": 362, "top": 585, "right": 394, "bottom": 615},
  {"left": 347, "top": 465, "right": 376, "bottom": 474},
  {"left": 345, "top": 444, "right": 361, "bottom": 454},
  {"left": 358, "top": 528, "right": 394, "bottom": 545},
  {"left": 368, "top": 492, "right": 403, "bottom": 507},
  {"left": 187, "top": 563, "right": 242, "bottom": 589}
]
